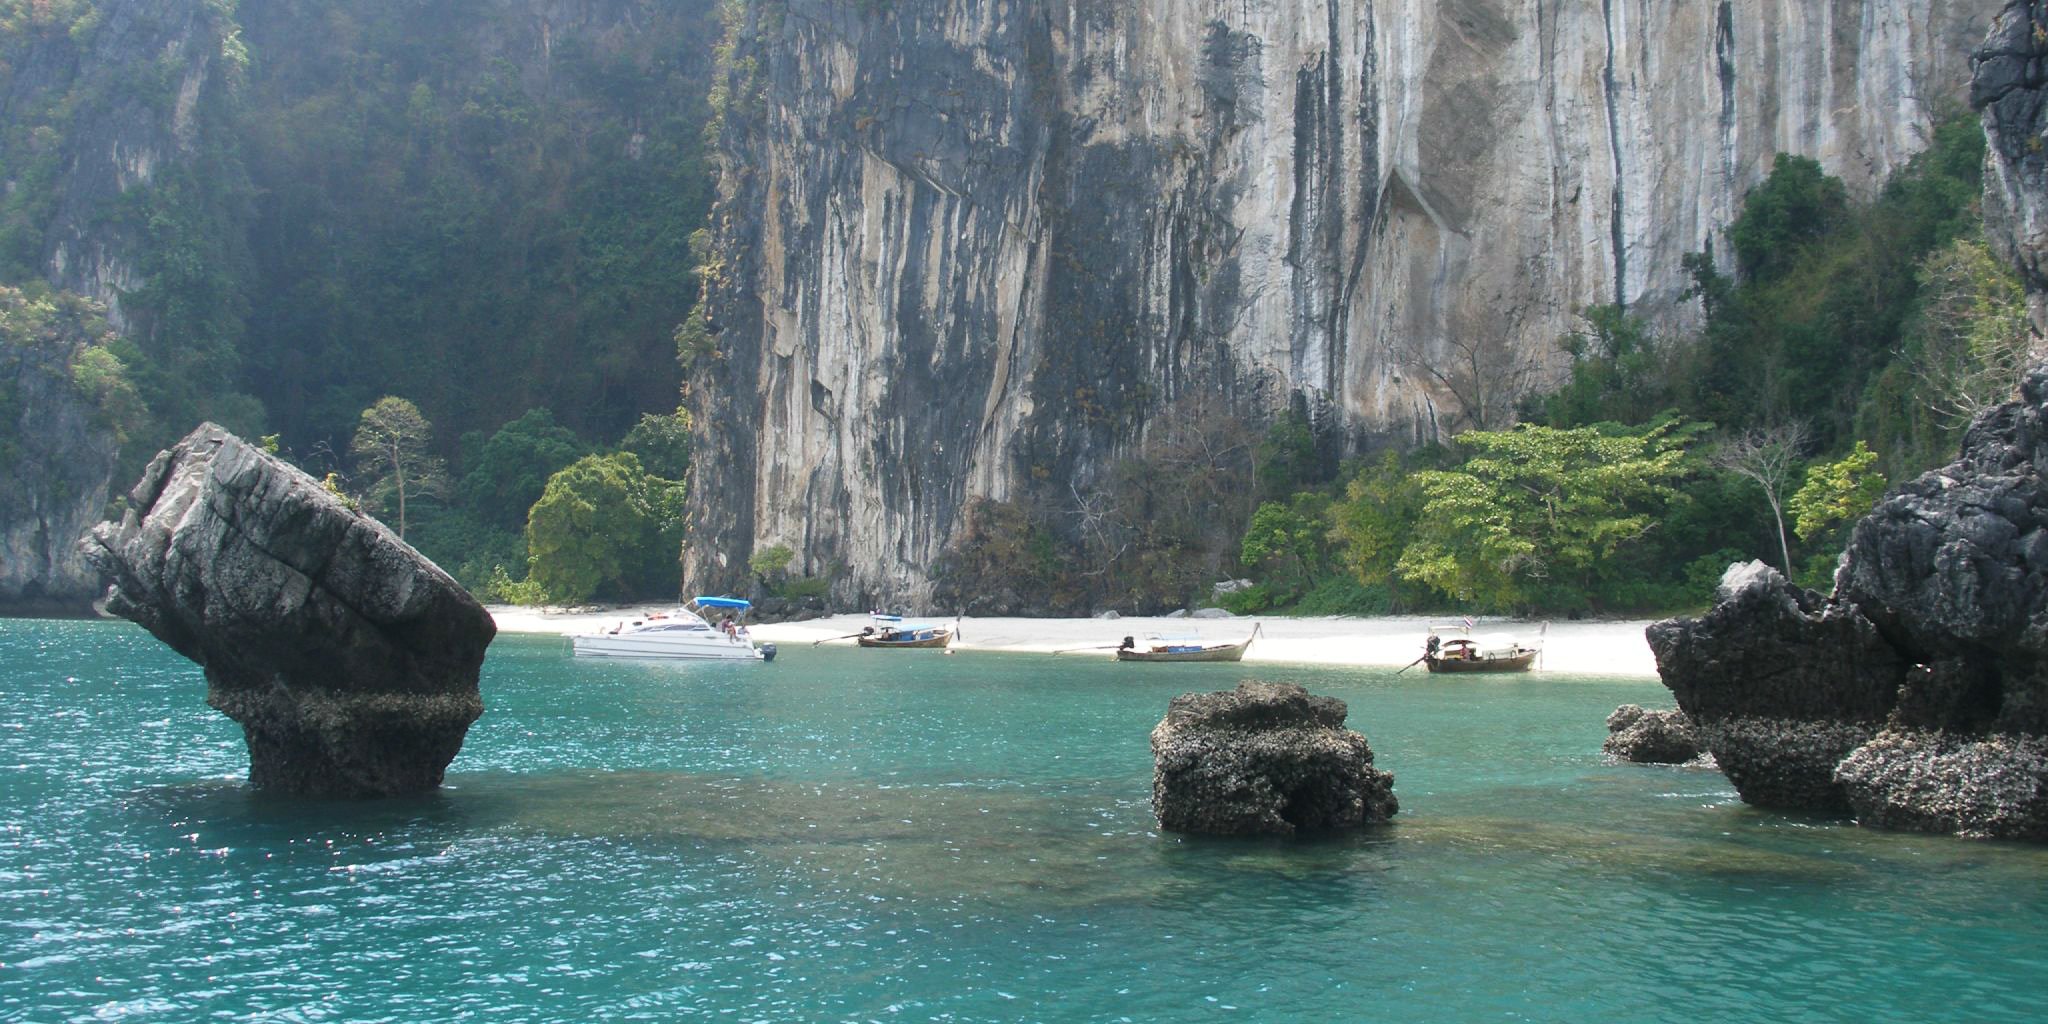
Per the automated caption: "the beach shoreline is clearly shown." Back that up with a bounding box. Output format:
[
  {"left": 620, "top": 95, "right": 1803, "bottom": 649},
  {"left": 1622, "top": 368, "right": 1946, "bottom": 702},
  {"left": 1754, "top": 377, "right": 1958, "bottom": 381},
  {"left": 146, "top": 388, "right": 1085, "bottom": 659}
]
[{"left": 487, "top": 605, "right": 1664, "bottom": 679}]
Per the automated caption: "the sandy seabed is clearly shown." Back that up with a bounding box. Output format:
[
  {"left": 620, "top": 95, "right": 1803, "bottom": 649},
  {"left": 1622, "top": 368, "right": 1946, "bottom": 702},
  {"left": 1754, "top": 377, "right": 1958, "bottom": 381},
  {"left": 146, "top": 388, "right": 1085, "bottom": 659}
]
[{"left": 487, "top": 605, "right": 1662, "bottom": 680}]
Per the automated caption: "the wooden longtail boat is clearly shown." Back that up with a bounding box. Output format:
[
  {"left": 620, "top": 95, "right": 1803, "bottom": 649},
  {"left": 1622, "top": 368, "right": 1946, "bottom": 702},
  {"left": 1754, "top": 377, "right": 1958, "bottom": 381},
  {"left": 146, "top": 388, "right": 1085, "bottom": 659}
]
[
  {"left": 1424, "top": 640, "right": 1538, "bottom": 673},
  {"left": 1419, "top": 626, "right": 1542, "bottom": 674},
  {"left": 856, "top": 624, "right": 954, "bottom": 649},
  {"left": 853, "top": 614, "right": 957, "bottom": 649},
  {"left": 1115, "top": 624, "right": 1259, "bottom": 663}
]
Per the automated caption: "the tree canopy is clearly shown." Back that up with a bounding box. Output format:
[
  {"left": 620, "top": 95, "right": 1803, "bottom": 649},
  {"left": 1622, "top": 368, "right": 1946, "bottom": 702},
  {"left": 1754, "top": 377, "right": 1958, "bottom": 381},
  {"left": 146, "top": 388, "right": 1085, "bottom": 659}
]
[
  {"left": 1395, "top": 420, "right": 1701, "bottom": 610},
  {"left": 349, "top": 396, "right": 447, "bottom": 539}
]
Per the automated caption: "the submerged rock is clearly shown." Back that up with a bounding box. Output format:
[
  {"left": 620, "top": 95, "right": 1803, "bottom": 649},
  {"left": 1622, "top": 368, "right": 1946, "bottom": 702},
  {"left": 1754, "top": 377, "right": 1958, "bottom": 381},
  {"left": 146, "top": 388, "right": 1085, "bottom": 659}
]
[
  {"left": 1602, "top": 705, "right": 1704, "bottom": 765},
  {"left": 1834, "top": 731, "right": 2048, "bottom": 840},
  {"left": 82, "top": 424, "right": 493, "bottom": 797},
  {"left": 1150, "top": 681, "right": 1395, "bottom": 836}
]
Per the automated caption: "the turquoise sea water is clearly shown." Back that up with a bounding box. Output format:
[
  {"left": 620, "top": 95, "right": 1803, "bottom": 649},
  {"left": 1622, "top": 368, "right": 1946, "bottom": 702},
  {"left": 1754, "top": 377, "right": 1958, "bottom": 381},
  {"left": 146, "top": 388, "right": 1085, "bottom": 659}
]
[{"left": 3, "top": 619, "right": 2046, "bottom": 1023}]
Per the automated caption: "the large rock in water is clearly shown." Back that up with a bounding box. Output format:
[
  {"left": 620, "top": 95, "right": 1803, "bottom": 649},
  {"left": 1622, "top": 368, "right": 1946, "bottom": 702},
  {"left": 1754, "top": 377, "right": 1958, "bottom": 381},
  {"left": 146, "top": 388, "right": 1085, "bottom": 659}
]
[
  {"left": 1647, "top": 562, "right": 1903, "bottom": 812},
  {"left": 1150, "top": 682, "right": 1395, "bottom": 836},
  {"left": 82, "top": 424, "right": 493, "bottom": 797},
  {"left": 1650, "top": 369, "right": 2048, "bottom": 840}
]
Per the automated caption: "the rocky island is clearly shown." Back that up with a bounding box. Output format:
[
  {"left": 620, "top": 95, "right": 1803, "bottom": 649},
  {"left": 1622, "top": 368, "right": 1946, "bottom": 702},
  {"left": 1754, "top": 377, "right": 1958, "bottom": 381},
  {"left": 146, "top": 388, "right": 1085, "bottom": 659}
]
[
  {"left": 1150, "top": 681, "right": 1396, "bottom": 836},
  {"left": 82, "top": 424, "right": 494, "bottom": 798},
  {"left": 1650, "top": 366, "right": 2048, "bottom": 839}
]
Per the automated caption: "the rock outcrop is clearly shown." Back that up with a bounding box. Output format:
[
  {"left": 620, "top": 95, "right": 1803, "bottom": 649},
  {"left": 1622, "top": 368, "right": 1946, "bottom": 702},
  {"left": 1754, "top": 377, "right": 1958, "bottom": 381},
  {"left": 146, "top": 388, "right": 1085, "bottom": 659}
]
[
  {"left": 83, "top": 424, "right": 494, "bottom": 797},
  {"left": 1602, "top": 704, "right": 1705, "bottom": 766},
  {"left": 1647, "top": 561, "right": 1902, "bottom": 812},
  {"left": 1975, "top": 0, "right": 2048, "bottom": 333},
  {"left": 1651, "top": 367, "right": 2048, "bottom": 839},
  {"left": 690, "top": 0, "right": 1990, "bottom": 607},
  {"left": 1150, "top": 681, "right": 1395, "bottom": 836}
]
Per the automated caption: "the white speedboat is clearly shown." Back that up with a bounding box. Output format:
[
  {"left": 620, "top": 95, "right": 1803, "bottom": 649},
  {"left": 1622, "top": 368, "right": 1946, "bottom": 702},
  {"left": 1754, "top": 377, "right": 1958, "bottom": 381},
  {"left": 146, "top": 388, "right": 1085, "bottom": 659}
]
[{"left": 572, "top": 597, "right": 777, "bottom": 662}]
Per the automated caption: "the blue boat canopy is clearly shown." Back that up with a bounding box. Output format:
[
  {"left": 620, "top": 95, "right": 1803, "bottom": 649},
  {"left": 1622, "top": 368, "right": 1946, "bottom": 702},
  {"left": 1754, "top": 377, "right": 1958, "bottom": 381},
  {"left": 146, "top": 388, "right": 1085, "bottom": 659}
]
[{"left": 692, "top": 596, "right": 753, "bottom": 610}]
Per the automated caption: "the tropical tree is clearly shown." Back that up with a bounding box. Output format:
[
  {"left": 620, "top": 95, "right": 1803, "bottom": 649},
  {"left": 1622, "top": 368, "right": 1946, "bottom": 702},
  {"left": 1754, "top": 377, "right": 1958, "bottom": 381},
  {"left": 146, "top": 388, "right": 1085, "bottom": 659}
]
[
  {"left": 1535, "top": 305, "right": 1669, "bottom": 428},
  {"left": 1907, "top": 237, "right": 2035, "bottom": 430},
  {"left": 1235, "top": 496, "right": 1328, "bottom": 609},
  {"left": 620, "top": 408, "right": 693, "bottom": 480},
  {"left": 1328, "top": 450, "right": 1426, "bottom": 604},
  {"left": 1396, "top": 420, "right": 1700, "bottom": 610},
  {"left": 1729, "top": 153, "right": 1849, "bottom": 281},
  {"left": 526, "top": 452, "right": 657, "bottom": 605},
  {"left": 458, "top": 407, "right": 588, "bottom": 529},
  {"left": 349, "top": 396, "right": 447, "bottom": 538}
]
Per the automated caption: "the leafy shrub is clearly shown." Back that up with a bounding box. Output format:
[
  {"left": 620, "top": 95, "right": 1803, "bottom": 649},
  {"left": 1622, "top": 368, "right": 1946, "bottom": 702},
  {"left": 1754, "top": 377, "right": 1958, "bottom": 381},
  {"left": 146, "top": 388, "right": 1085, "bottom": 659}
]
[
  {"left": 1212, "top": 583, "right": 1273, "bottom": 615},
  {"left": 1290, "top": 575, "right": 1395, "bottom": 616},
  {"left": 749, "top": 544, "right": 795, "bottom": 578},
  {"left": 481, "top": 565, "right": 548, "bottom": 606}
]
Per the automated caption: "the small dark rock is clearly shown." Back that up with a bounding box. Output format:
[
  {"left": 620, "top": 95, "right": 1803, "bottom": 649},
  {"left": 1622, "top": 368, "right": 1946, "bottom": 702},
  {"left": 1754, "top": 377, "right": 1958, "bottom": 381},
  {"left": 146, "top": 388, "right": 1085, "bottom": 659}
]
[
  {"left": 1150, "top": 681, "right": 1396, "bottom": 836},
  {"left": 1602, "top": 704, "right": 1703, "bottom": 764}
]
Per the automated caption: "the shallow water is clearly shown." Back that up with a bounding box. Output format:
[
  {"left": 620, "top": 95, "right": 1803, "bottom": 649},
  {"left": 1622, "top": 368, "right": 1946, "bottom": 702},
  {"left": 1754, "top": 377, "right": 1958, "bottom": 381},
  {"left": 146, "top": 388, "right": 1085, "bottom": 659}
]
[{"left": 3, "top": 619, "right": 2044, "bottom": 1022}]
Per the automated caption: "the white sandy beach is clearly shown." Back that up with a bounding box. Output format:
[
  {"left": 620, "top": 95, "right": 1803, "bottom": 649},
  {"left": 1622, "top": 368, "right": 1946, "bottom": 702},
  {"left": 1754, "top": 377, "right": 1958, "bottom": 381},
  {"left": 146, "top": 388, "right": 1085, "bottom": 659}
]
[{"left": 487, "top": 605, "right": 1662, "bottom": 679}]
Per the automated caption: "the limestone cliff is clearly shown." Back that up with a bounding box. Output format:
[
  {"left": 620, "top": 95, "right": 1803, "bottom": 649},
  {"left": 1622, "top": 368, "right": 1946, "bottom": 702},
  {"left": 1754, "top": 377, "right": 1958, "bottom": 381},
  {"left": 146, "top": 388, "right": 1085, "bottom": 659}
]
[
  {"left": 1, "top": 0, "right": 240, "bottom": 330},
  {"left": 1976, "top": 0, "right": 2048, "bottom": 332},
  {"left": 0, "top": 290, "right": 123, "bottom": 614},
  {"left": 690, "top": 0, "right": 1990, "bottom": 607},
  {"left": 0, "top": 0, "right": 242, "bottom": 613}
]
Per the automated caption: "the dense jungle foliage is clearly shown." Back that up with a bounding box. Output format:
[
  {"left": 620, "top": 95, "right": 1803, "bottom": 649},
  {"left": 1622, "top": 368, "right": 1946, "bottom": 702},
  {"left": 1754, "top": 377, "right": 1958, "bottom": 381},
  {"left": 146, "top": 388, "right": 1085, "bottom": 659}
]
[
  {"left": 1, "top": 0, "right": 720, "bottom": 600},
  {"left": 937, "top": 111, "right": 2024, "bottom": 618}
]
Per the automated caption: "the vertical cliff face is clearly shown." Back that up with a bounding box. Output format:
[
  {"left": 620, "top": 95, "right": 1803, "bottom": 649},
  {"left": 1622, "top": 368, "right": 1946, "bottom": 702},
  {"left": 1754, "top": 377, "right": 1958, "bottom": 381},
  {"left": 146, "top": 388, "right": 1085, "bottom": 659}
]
[
  {"left": 0, "top": 290, "right": 122, "bottom": 614},
  {"left": 1975, "top": 0, "right": 2048, "bottom": 333},
  {"left": 2, "top": 0, "right": 239, "bottom": 330},
  {"left": 0, "top": 1, "right": 240, "bottom": 612},
  {"left": 691, "top": 0, "right": 1989, "bottom": 607}
]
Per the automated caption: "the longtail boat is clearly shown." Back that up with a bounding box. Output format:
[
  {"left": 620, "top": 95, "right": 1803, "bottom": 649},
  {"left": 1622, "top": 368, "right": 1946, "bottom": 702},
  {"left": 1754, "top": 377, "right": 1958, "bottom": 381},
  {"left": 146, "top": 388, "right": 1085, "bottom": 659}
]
[
  {"left": 854, "top": 614, "right": 956, "bottom": 649},
  {"left": 1115, "top": 623, "right": 1259, "bottom": 663},
  {"left": 1418, "top": 623, "right": 1542, "bottom": 674}
]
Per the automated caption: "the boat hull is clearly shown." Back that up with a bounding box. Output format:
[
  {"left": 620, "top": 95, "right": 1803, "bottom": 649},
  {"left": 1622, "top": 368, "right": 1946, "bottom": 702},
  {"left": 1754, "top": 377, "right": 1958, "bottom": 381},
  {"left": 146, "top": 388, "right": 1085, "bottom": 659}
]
[
  {"left": 572, "top": 634, "right": 767, "bottom": 661},
  {"left": 1115, "top": 644, "right": 1247, "bottom": 663},
  {"left": 1424, "top": 650, "right": 1537, "bottom": 673},
  {"left": 856, "top": 631, "right": 952, "bottom": 649}
]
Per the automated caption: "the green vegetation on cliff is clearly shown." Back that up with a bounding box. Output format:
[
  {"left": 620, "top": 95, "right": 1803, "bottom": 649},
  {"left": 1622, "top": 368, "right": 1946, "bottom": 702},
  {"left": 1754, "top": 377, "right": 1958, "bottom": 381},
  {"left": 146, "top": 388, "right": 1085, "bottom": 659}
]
[{"left": 2, "top": 0, "right": 723, "bottom": 601}]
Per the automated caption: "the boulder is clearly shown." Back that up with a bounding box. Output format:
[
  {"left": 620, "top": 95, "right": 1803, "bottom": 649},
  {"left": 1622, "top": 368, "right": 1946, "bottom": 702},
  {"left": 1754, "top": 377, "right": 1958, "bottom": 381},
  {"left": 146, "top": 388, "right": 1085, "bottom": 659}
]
[
  {"left": 1150, "top": 681, "right": 1396, "bottom": 836},
  {"left": 82, "top": 424, "right": 493, "bottom": 797},
  {"left": 1602, "top": 704, "right": 1705, "bottom": 765}
]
